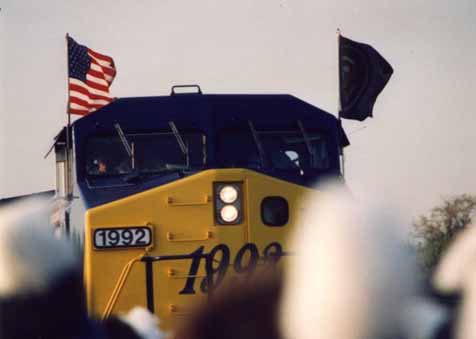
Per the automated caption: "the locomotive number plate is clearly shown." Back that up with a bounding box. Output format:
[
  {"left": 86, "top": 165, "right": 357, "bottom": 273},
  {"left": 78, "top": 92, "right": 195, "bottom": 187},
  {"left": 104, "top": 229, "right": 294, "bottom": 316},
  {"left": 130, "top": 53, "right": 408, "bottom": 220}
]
[{"left": 94, "top": 227, "right": 152, "bottom": 249}]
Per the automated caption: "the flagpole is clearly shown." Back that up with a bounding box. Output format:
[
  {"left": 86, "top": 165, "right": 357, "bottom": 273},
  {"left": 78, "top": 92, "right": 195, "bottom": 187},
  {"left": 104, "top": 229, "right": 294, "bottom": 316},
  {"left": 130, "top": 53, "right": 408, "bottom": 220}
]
[
  {"left": 65, "top": 33, "right": 72, "bottom": 201},
  {"left": 59, "top": 33, "right": 72, "bottom": 236},
  {"left": 337, "top": 28, "right": 346, "bottom": 179},
  {"left": 337, "top": 28, "right": 342, "bottom": 116}
]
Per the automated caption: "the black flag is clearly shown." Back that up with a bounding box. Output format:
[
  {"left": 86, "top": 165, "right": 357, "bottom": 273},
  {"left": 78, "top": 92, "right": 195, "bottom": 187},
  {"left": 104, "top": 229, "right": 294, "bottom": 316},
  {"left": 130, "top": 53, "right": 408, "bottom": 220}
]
[{"left": 339, "top": 35, "right": 393, "bottom": 121}]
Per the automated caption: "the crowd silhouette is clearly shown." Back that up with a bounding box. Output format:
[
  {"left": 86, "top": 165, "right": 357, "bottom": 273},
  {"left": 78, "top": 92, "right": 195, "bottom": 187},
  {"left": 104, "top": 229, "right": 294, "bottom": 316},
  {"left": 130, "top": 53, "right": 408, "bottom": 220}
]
[{"left": 1, "top": 186, "right": 471, "bottom": 339}]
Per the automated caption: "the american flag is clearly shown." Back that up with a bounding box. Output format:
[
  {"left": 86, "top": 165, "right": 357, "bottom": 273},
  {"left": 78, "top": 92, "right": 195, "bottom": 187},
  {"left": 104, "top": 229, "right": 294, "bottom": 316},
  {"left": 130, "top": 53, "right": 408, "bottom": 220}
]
[{"left": 67, "top": 36, "right": 116, "bottom": 115}]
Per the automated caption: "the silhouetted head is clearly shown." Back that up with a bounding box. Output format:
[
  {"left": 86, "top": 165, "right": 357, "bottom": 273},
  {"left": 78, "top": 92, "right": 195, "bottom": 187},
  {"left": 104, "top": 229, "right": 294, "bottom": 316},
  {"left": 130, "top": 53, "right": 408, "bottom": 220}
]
[
  {"left": 280, "top": 183, "right": 420, "bottom": 339},
  {"left": 433, "top": 224, "right": 476, "bottom": 339},
  {"left": 0, "top": 199, "right": 86, "bottom": 339},
  {"left": 174, "top": 271, "right": 283, "bottom": 339}
]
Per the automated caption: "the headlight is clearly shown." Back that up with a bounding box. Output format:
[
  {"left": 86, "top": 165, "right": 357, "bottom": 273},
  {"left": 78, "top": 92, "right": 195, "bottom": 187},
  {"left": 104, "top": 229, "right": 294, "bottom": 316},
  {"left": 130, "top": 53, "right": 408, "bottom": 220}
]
[
  {"left": 220, "top": 205, "right": 239, "bottom": 223},
  {"left": 219, "top": 185, "right": 238, "bottom": 203},
  {"left": 214, "top": 182, "right": 243, "bottom": 225}
]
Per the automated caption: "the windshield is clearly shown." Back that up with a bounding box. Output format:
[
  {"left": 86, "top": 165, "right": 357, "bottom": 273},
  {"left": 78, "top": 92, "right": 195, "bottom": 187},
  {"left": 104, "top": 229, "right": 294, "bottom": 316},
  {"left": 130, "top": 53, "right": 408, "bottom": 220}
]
[
  {"left": 217, "top": 129, "right": 329, "bottom": 173},
  {"left": 86, "top": 132, "right": 206, "bottom": 176}
]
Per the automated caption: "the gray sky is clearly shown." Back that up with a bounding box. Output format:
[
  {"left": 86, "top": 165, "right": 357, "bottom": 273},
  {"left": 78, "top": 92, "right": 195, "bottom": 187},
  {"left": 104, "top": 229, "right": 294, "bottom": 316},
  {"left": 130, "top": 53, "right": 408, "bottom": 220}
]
[{"left": 1, "top": 0, "right": 475, "bottom": 225}]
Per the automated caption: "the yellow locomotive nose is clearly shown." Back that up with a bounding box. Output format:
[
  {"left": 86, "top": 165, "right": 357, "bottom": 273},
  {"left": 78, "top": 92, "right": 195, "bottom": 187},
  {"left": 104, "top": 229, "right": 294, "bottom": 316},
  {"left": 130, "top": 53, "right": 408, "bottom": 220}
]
[{"left": 84, "top": 168, "right": 313, "bottom": 330}]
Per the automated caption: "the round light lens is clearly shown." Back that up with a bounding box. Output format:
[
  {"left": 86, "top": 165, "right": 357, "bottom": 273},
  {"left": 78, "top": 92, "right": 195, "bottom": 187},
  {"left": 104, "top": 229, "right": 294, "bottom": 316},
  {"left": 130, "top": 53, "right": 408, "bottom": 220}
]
[
  {"left": 220, "top": 205, "right": 239, "bottom": 223},
  {"left": 219, "top": 185, "right": 238, "bottom": 203}
]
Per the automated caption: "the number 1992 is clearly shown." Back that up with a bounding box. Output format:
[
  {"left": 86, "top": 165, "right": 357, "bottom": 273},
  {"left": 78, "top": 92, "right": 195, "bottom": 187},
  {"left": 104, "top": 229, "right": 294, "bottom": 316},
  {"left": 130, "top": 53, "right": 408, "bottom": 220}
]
[{"left": 94, "top": 227, "right": 152, "bottom": 249}]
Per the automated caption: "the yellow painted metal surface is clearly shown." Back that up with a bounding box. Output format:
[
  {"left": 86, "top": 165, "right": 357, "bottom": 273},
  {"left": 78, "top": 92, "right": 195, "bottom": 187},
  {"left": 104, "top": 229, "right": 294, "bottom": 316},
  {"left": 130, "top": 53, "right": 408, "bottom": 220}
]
[{"left": 84, "top": 168, "right": 316, "bottom": 331}]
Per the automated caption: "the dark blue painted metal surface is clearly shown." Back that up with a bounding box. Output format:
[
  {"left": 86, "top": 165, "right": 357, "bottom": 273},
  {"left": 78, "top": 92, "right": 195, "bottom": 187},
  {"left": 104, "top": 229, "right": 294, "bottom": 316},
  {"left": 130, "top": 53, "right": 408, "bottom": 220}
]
[{"left": 72, "top": 93, "right": 347, "bottom": 208}]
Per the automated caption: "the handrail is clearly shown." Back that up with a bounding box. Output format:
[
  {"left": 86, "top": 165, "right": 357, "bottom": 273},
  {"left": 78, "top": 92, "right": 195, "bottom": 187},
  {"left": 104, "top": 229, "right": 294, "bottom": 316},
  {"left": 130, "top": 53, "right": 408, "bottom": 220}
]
[
  {"left": 167, "top": 195, "right": 211, "bottom": 206},
  {"left": 102, "top": 248, "right": 206, "bottom": 319},
  {"left": 140, "top": 252, "right": 209, "bottom": 313},
  {"left": 170, "top": 84, "right": 202, "bottom": 96},
  {"left": 168, "top": 268, "right": 206, "bottom": 279},
  {"left": 101, "top": 234, "right": 155, "bottom": 320},
  {"left": 166, "top": 231, "right": 212, "bottom": 242},
  {"left": 101, "top": 252, "right": 145, "bottom": 320}
]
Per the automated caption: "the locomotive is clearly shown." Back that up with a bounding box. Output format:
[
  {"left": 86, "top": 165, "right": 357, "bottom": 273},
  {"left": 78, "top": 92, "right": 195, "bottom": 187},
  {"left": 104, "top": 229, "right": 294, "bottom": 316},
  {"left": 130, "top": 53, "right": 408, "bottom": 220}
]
[{"left": 50, "top": 85, "right": 348, "bottom": 330}]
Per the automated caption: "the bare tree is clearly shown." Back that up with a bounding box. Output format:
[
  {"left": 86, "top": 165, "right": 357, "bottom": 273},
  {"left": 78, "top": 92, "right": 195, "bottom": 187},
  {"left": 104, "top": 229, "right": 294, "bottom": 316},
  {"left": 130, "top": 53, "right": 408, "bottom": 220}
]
[{"left": 412, "top": 194, "right": 476, "bottom": 272}]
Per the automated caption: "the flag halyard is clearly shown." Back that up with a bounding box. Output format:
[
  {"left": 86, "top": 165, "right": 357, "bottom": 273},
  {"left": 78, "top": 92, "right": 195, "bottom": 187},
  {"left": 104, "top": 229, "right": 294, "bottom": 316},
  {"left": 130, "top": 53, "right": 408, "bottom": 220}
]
[{"left": 67, "top": 36, "right": 116, "bottom": 116}]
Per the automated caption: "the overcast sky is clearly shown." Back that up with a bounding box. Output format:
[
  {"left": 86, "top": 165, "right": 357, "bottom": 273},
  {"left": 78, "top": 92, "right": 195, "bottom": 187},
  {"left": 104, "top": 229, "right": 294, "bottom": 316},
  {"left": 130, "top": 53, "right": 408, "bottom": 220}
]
[{"left": 1, "top": 0, "right": 475, "bottom": 225}]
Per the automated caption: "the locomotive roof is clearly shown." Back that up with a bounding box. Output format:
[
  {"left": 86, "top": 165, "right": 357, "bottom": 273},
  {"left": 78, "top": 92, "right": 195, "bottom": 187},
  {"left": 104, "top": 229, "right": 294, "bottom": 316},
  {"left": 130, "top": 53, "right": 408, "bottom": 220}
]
[{"left": 73, "top": 93, "right": 346, "bottom": 137}]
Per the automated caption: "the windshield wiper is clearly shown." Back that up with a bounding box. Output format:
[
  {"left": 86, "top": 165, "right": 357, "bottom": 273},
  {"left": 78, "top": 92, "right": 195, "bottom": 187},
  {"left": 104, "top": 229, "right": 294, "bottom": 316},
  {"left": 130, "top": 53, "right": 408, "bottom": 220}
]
[
  {"left": 297, "top": 120, "right": 315, "bottom": 167},
  {"left": 168, "top": 121, "right": 190, "bottom": 169},
  {"left": 248, "top": 120, "right": 267, "bottom": 169},
  {"left": 114, "top": 123, "right": 133, "bottom": 158}
]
